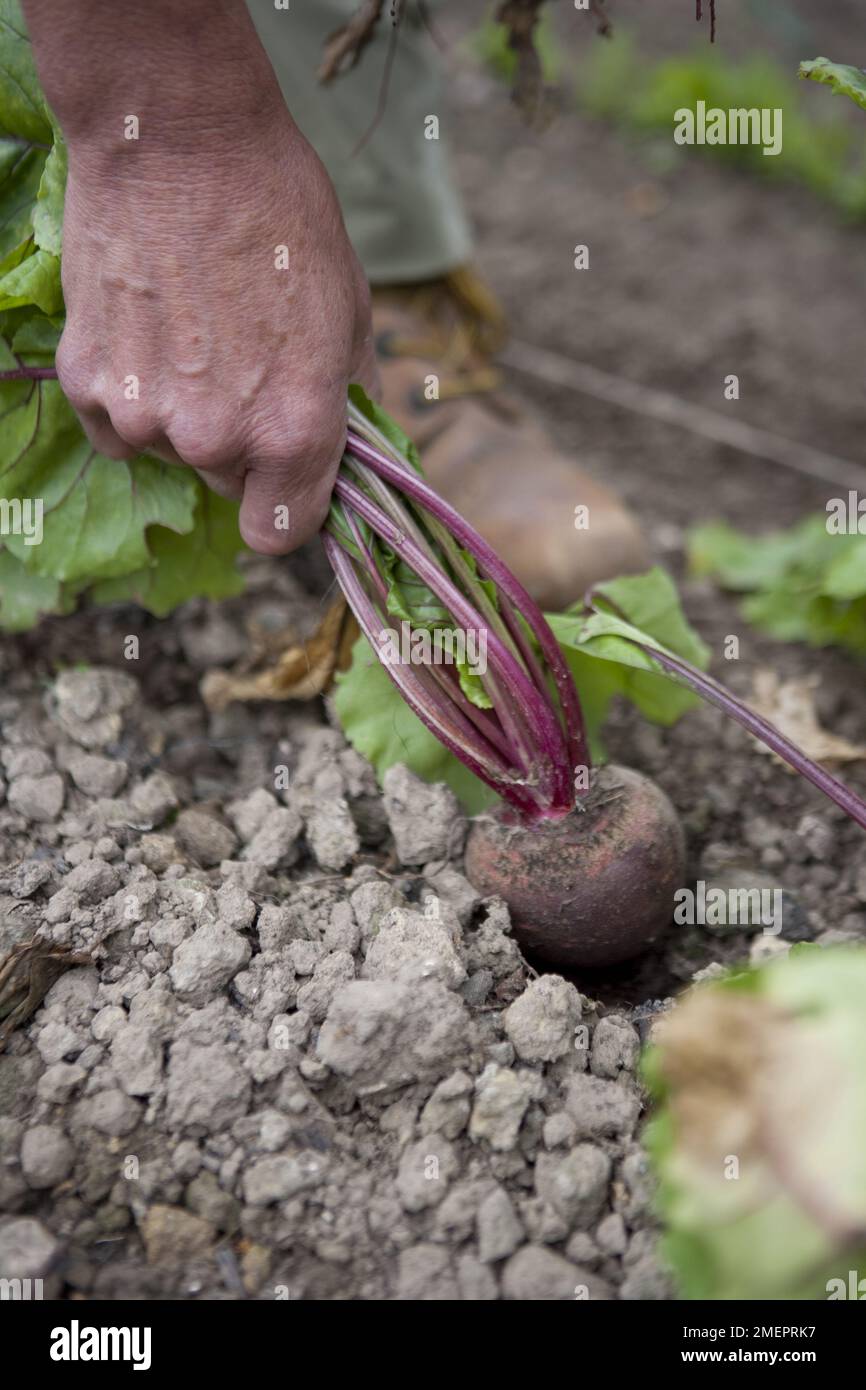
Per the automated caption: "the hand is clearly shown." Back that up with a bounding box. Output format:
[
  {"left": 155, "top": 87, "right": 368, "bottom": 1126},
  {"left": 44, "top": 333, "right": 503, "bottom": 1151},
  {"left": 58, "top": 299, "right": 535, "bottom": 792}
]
[{"left": 56, "top": 109, "right": 378, "bottom": 554}]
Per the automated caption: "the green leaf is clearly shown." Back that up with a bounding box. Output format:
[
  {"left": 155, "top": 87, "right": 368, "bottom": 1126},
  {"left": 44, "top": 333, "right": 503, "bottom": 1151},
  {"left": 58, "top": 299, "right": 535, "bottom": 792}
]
[
  {"left": 0, "top": 137, "right": 43, "bottom": 265},
  {"left": 646, "top": 947, "right": 866, "bottom": 1299},
  {"left": 31, "top": 118, "right": 66, "bottom": 255},
  {"left": 89, "top": 486, "right": 246, "bottom": 617},
  {"left": 690, "top": 515, "right": 866, "bottom": 659},
  {"left": 800, "top": 57, "right": 866, "bottom": 112},
  {"left": 348, "top": 382, "right": 423, "bottom": 474},
  {"left": 548, "top": 568, "right": 710, "bottom": 739},
  {"left": 0, "top": 243, "right": 61, "bottom": 311},
  {"left": 0, "top": 545, "right": 64, "bottom": 628},
  {"left": 10, "top": 309, "right": 59, "bottom": 360},
  {"left": 0, "top": 1, "right": 52, "bottom": 145}
]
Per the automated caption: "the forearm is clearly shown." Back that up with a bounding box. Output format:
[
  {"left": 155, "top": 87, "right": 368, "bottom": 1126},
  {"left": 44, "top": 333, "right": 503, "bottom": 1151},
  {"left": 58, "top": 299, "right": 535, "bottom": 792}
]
[{"left": 21, "top": 0, "right": 287, "bottom": 151}]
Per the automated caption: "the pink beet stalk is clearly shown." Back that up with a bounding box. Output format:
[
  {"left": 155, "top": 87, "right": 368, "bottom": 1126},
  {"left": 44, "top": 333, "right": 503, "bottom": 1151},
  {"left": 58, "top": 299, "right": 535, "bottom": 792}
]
[{"left": 324, "top": 403, "right": 589, "bottom": 822}]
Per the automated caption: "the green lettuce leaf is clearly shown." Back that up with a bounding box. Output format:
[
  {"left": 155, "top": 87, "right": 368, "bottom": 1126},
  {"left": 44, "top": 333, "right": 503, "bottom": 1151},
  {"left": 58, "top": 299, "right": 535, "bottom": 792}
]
[
  {"left": 800, "top": 57, "right": 866, "bottom": 112},
  {"left": 548, "top": 568, "right": 711, "bottom": 746},
  {"left": 89, "top": 488, "right": 246, "bottom": 616},
  {"left": 690, "top": 516, "right": 866, "bottom": 658},
  {"left": 0, "top": 0, "right": 52, "bottom": 144},
  {"left": 644, "top": 946, "right": 866, "bottom": 1300}
]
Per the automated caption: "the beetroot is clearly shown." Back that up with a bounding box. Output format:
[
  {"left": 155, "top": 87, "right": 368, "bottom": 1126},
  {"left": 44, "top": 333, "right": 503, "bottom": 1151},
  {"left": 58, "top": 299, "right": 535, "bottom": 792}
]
[
  {"left": 465, "top": 765, "right": 684, "bottom": 968},
  {"left": 324, "top": 391, "right": 866, "bottom": 975}
]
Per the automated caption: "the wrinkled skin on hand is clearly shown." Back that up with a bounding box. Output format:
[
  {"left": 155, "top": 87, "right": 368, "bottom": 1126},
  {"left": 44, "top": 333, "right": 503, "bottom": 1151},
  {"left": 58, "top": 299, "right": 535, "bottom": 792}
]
[{"left": 56, "top": 115, "right": 378, "bottom": 554}]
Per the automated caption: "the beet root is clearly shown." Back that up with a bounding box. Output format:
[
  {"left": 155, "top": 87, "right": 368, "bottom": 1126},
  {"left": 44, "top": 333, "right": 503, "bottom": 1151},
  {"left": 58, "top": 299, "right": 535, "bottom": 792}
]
[{"left": 464, "top": 764, "right": 685, "bottom": 969}]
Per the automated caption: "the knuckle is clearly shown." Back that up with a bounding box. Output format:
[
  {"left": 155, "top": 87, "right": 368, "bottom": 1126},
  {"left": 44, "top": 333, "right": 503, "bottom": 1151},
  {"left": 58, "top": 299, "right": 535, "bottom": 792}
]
[
  {"left": 109, "top": 403, "right": 163, "bottom": 451},
  {"left": 55, "top": 339, "right": 101, "bottom": 414},
  {"left": 166, "top": 412, "right": 239, "bottom": 472}
]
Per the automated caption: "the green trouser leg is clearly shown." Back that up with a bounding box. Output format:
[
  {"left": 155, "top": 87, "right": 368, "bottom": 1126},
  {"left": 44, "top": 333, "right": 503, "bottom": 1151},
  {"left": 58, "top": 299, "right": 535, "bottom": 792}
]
[{"left": 246, "top": 1, "right": 473, "bottom": 284}]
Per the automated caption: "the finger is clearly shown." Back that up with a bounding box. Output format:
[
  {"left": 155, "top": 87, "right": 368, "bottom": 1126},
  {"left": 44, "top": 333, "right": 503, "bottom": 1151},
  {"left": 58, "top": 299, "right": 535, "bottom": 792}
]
[
  {"left": 238, "top": 409, "right": 344, "bottom": 556},
  {"left": 193, "top": 467, "right": 244, "bottom": 502},
  {"left": 75, "top": 406, "right": 138, "bottom": 460}
]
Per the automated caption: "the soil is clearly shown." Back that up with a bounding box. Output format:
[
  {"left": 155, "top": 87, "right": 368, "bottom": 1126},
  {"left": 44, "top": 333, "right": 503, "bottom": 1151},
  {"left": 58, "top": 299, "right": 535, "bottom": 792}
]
[{"left": 0, "top": 0, "right": 864, "bottom": 1302}]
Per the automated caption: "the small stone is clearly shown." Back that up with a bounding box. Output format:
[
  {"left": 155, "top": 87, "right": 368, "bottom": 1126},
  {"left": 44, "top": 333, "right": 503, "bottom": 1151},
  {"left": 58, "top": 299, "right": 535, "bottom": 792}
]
[
  {"left": 396, "top": 1243, "right": 457, "bottom": 1300},
  {"left": 174, "top": 808, "right": 238, "bottom": 867},
  {"left": 2, "top": 746, "right": 52, "bottom": 779},
  {"left": 564, "top": 1072, "right": 642, "bottom": 1139},
  {"left": 590, "top": 1015, "right": 640, "bottom": 1078},
  {"left": 287, "top": 939, "right": 324, "bottom": 977},
  {"left": 395, "top": 1134, "right": 458, "bottom": 1212},
  {"left": 129, "top": 773, "right": 181, "bottom": 828},
  {"left": 242, "top": 806, "right": 303, "bottom": 870},
  {"left": 383, "top": 764, "right": 465, "bottom": 865},
  {"left": 503, "top": 1246, "right": 609, "bottom": 1301},
  {"left": 36, "top": 1021, "right": 85, "bottom": 1065},
  {"left": 419, "top": 1070, "right": 473, "bottom": 1140},
  {"left": 596, "top": 1211, "right": 627, "bottom": 1256},
  {"left": 77, "top": 1088, "right": 142, "bottom": 1137},
  {"left": 141, "top": 1205, "right": 215, "bottom": 1265},
  {"left": 362, "top": 906, "right": 466, "bottom": 989},
  {"left": 243, "top": 1153, "right": 326, "bottom": 1206},
  {"left": 316, "top": 979, "right": 471, "bottom": 1095},
  {"left": 36, "top": 1063, "right": 86, "bottom": 1104},
  {"left": 324, "top": 901, "right": 360, "bottom": 954},
  {"left": 422, "top": 865, "right": 481, "bottom": 928},
  {"left": 456, "top": 1251, "right": 498, "bottom": 1300},
  {"left": 110, "top": 1024, "right": 163, "bottom": 1097},
  {"left": 534, "top": 1145, "right": 611, "bottom": 1228},
  {"left": 543, "top": 1112, "right": 578, "bottom": 1150},
  {"left": 796, "top": 813, "right": 835, "bottom": 862},
  {"left": 20, "top": 1124, "right": 74, "bottom": 1189},
  {"left": 62, "top": 859, "right": 121, "bottom": 905},
  {"left": 169, "top": 922, "right": 251, "bottom": 1004},
  {"left": 216, "top": 882, "right": 257, "bottom": 932},
  {"left": 51, "top": 668, "right": 137, "bottom": 747},
  {"left": 8, "top": 773, "right": 64, "bottom": 822},
  {"left": 226, "top": 788, "right": 277, "bottom": 842},
  {"left": 91, "top": 1005, "right": 128, "bottom": 1043},
  {"left": 306, "top": 797, "right": 360, "bottom": 872},
  {"left": 5, "top": 859, "right": 52, "bottom": 898},
  {"left": 296, "top": 951, "right": 356, "bottom": 1022},
  {"left": 477, "top": 1185, "right": 523, "bottom": 1263},
  {"left": 469, "top": 1064, "right": 535, "bottom": 1152},
  {"left": 66, "top": 752, "right": 127, "bottom": 799},
  {"left": 504, "top": 975, "right": 581, "bottom": 1063},
  {"left": 620, "top": 1253, "right": 674, "bottom": 1301},
  {"left": 165, "top": 1041, "right": 251, "bottom": 1135},
  {"left": 349, "top": 880, "right": 404, "bottom": 943},
  {"left": 0, "top": 1216, "right": 61, "bottom": 1282}
]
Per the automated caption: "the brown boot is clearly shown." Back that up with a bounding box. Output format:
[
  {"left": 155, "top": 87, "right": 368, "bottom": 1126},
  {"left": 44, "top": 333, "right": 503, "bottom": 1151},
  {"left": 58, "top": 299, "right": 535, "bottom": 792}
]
[{"left": 372, "top": 268, "right": 649, "bottom": 612}]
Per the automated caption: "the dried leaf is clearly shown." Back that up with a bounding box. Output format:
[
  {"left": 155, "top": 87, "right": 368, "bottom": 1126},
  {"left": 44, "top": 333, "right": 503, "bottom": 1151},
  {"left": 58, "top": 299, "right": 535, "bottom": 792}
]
[
  {"left": 200, "top": 598, "right": 358, "bottom": 712},
  {"left": 0, "top": 939, "right": 92, "bottom": 1051},
  {"left": 749, "top": 671, "right": 866, "bottom": 767}
]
